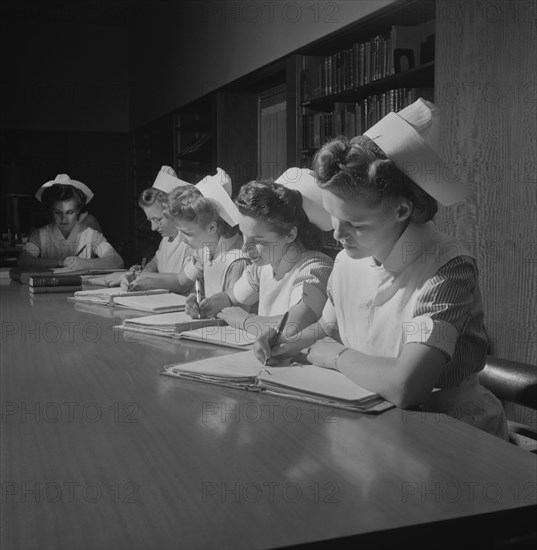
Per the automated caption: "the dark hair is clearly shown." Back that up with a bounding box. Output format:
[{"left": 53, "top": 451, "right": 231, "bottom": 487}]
[
  {"left": 313, "top": 135, "right": 438, "bottom": 223},
  {"left": 41, "top": 184, "right": 86, "bottom": 211},
  {"left": 166, "top": 185, "right": 238, "bottom": 238},
  {"left": 235, "top": 180, "right": 321, "bottom": 251},
  {"left": 138, "top": 187, "right": 169, "bottom": 209}
]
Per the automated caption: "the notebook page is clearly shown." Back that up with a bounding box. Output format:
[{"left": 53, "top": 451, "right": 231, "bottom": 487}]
[
  {"left": 179, "top": 325, "right": 256, "bottom": 347},
  {"left": 259, "top": 364, "right": 376, "bottom": 402}
]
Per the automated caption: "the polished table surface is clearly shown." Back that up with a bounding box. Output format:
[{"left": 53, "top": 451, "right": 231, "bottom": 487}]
[{"left": 1, "top": 280, "right": 536, "bottom": 550}]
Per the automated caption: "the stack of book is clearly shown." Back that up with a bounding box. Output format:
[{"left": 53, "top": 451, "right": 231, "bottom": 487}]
[{"left": 29, "top": 275, "right": 83, "bottom": 294}]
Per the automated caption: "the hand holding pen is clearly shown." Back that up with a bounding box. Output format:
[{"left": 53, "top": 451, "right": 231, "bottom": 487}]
[
  {"left": 128, "top": 257, "right": 146, "bottom": 290},
  {"left": 263, "top": 311, "right": 289, "bottom": 367},
  {"left": 195, "top": 278, "right": 204, "bottom": 319}
]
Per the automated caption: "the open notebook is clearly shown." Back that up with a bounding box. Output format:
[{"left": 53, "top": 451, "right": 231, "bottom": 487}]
[
  {"left": 115, "top": 312, "right": 226, "bottom": 338},
  {"left": 69, "top": 287, "right": 170, "bottom": 306},
  {"left": 161, "top": 351, "right": 393, "bottom": 413},
  {"left": 115, "top": 318, "right": 253, "bottom": 350}
]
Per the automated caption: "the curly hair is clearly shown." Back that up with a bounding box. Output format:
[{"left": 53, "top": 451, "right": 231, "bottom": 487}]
[
  {"left": 138, "top": 187, "right": 169, "bottom": 209},
  {"left": 313, "top": 135, "right": 438, "bottom": 223},
  {"left": 235, "top": 180, "right": 321, "bottom": 250},
  {"left": 167, "top": 185, "right": 238, "bottom": 238},
  {"left": 41, "top": 184, "right": 86, "bottom": 211}
]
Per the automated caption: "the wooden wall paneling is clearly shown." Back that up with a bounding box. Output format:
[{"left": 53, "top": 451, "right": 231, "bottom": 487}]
[{"left": 435, "top": 0, "right": 537, "bottom": 364}]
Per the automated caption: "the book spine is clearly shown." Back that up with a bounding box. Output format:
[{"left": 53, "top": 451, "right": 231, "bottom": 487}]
[
  {"left": 29, "top": 276, "right": 83, "bottom": 287},
  {"left": 29, "top": 285, "right": 82, "bottom": 294}
]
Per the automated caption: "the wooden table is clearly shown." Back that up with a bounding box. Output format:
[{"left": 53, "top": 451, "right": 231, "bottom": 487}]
[{"left": 1, "top": 281, "right": 536, "bottom": 550}]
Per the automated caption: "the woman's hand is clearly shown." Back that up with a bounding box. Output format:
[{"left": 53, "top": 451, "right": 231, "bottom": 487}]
[
  {"left": 128, "top": 274, "right": 159, "bottom": 291},
  {"left": 306, "top": 341, "right": 347, "bottom": 370},
  {"left": 185, "top": 293, "right": 201, "bottom": 318},
  {"left": 120, "top": 272, "right": 134, "bottom": 292},
  {"left": 100, "top": 271, "right": 123, "bottom": 287},
  {"left": 217, "top": 307, "right": 249, "bottom": 329},
  {"left": 61, "top": 257, "right": 89, "bottom": 271},
  {"left": 198, "top": 293, "right": 232, "bottom": 319},
  {"left": 253, "top": 331, "right": 307, "bottom": 366}
]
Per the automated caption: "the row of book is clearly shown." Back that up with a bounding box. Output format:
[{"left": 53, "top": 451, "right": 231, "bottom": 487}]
[
  {"left": 302, "top": 87, "right": 434, "bottom": 150},
  {"left": 302, "top": 20, "right": 435, "bottom": 102}
]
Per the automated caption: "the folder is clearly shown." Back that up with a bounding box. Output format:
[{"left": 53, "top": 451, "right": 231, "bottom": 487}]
[
  {"left": 112, "top": 292, "right": 187, "bottom": 313},
  {"left": 115, "top": 312, "right": 226, "bottom": 338},
  {"left": 176, "top": 325, "right": 255, "bottom": 350},
  {"left": 69, "top": 287, "right": 170, "bottom": 306},
  {"left": 161, "top": 351, "right": 393, "bottom": 413}
]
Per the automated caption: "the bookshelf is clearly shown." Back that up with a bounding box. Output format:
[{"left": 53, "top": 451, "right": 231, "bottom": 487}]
[
  {"left": 130, "top": 0, "right": 436, "bottom": 259},
  {"left": 294, "top": 0, "right": 436, "bottom": 256},
  {"left": 174, "top": 91, "right": 258, "bottom": 196}
]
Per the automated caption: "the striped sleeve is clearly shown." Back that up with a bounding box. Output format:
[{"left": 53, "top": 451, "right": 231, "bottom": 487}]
[
  {"left": 290, "top": 253, "right": 333, "bottom": 317},
  {"left": 403, "top": 256, "right": 481, "bottom": 359}
]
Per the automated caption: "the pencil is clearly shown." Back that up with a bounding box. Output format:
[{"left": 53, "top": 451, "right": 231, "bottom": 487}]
[
  {"left": 264, "top": 311, "right": 289, "bottom": 366},
  {"left": 75, "top": 244, "right": 87, "bottom": 257}
]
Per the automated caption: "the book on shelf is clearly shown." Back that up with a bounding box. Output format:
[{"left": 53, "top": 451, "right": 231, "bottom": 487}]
[
  {"left": 9, "top": 267, "right": 127, "bottom": 285},
  {"left": 301, "top": 19, "right": 435, "bottom": 101},
  {"left": 302, "top": 87, "right": 434, "bottom": 151},
  {"left": 69, "top": 287, "right": 171, "bottom": 307},
  {"left": 29, "top": 285, "right": 82, "bottom": 294},
  {"left": 161, "top": 350, "right": 393, "bottom": 413},
  {"left": 115, "top": 312, "right": 226, "bottom": 339}
]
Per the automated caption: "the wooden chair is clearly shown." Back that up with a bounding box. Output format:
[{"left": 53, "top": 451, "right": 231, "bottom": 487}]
[{"left": 478, "top": 355, "right": 537, "bottom": 452}]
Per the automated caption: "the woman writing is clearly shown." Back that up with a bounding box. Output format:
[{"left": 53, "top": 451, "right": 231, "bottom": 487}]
[
  {"left": 118, "top": 166, "right": 194, "bottom": 292},
  {"left": 167, "top": 168, "right": 250, "bottom": 302},
  {"left": 17, "top": 174, "right": 123, "bottom": 271},
  {"left": 202, "top": 172, "right": 334, "bottom": 340},
  {"left": 255, "top": 99, "right": 507, "bottom": 438}
]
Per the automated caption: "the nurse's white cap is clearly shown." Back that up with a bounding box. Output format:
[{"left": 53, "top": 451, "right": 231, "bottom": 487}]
[
  {"left": 196, "top": 167, "right": 239, "bottom": 227},
  {"left": 364, "top": 98, "right": 467, "bottom": 206},
  {"left": 275, "top": 167, "right": 333, "bottom": 231},
  {"left": 152, "top": 165, "right": 190, "bottom": 194},
  {"left": 35, "top": 174, "right": 94, "bottom": 203}
]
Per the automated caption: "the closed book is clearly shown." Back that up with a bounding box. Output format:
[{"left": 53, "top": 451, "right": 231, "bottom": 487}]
[
  {"left": 161, "top": 351, "right": 393, "bottom": 413},
  {"left": 29, "top": 285, "right": 82, "bottom": 294},
  {"left": 10, "top": 267, "right": 127, "bottom": 285},
  {"left": 29, "top": 275, "right": 83, "bottom": 287}
]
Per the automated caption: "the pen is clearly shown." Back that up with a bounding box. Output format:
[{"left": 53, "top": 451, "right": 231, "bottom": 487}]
[
  {"left": 195, "top": 278, "right": 203, "bottom": 319},
  {"left": 75, "top": 244, "right": 87, "bottom": 257},
  {"left": 264, "top": 311, "right": 289, "bottom": 366}
]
